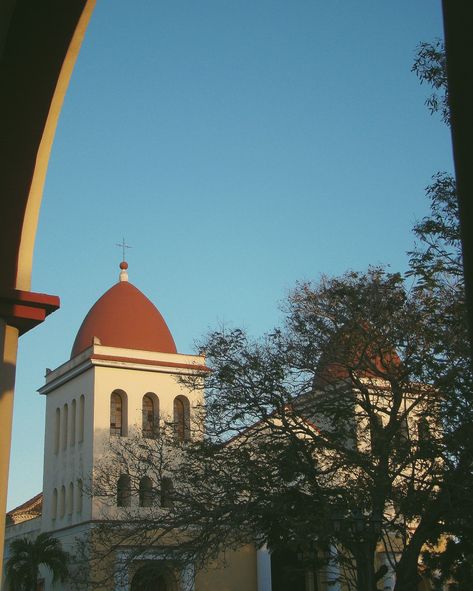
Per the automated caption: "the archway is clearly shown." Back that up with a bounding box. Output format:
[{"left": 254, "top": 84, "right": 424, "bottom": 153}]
[
  {"left": 0, "top": 0, "right": 96, "bottom": 573},
  {"left": 131, "top": 562, "right": 177, "bottom": 591}
]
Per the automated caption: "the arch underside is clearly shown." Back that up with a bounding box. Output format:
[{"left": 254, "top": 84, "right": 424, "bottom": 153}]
[
  {"left": 0, "top": 0, "right": 96, "bottom": 293},
  {"left": 0, "top": 0, "right": 96, "bottom": 572},
  {"left": 131, "top": 562, "right": 178, "bottom": 591}
]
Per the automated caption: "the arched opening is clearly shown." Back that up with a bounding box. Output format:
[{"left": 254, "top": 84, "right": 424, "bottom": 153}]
[
  {"left": 131, "top": 562, "right": 177, "bottom": 591},
  {"left": 395, "top": 415, "right": 410, "bottom": 457},
  {"left": 79, "top": 394, "right": 85, "bottom": 443},
  {"left": 110, "top": 390, "right": 128, "bottom": 436},
  {"left": 173, "top": 396, "right": 190, "bottom": 442},
  {"left": 418, "top": 415, "right": 432, "bottom": 457},
  {"left": 52, "top": 488, "right": 58, "bottom": 520},
  {"left": 117, "top": 474, "right": 131, "bottom": 507},
  {"left": 160, "top": 477, "right": 174, "bottom": 509},
  {"left": 70, "top": 399, "right": 77, "bottom": 446},
  {"left": 76, "top": 479, "right": 83, "bottom": 513},
  {"left": 139, "top": 476, "right": 153, "bottom": 508},
  {"left": 142, "top": 393, "right": 159, "bottom": 438},
  {"left": 54, "top": 408, "right": 61, "bottom": 454},
  {"left": 370, "top": 412, "right": 384, "bottom": 454},
  {"left": 62, "top": 403, "right": 69, "bottom": 451},
  {"left": 68, "top": 482, "right": 74, "bottom": 515},
  {"left": 60, "top": 485, "right": 66, "bottom": 518}
]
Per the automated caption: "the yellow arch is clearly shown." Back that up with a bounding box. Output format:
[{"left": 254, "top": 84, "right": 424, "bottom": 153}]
[
  {"left": 17, "top": 0, "right": 96, "bottom": 290},
  {"left": 0, "top": 1, "right": 96, "bottom": 577}
]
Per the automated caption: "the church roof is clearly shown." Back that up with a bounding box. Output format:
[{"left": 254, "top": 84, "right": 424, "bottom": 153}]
[
  {"left": 70, "top": 264, "right": 177, "bottom": 358},
  {"left": 6, "top": 493, "right": 43, "bottom": 525}
]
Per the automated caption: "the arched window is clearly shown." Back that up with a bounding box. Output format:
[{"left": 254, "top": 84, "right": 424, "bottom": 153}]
[
  {"left": 60, "top": 485, "right": 66, "bottom": 518},
  {"left": 68, "top": 482, "right": 74, "bottom": 515},
  {"left": 142, "top": 393, "right": 159, "bottom": 438},
  {"left": 418, "top": 416, "right": 430, "bottom": 441},
  {"left": 62, "top": 404, "right": 68, "bottom": 450},
  {"left": 76, "top": 479, "right": 83, "bottom": 514},
  {"left": 418, "top": 416, "right": 431, "bottom": 457},
  {"left": 78, "top": 395, "right": 85, "bottom": 443},
  {"left": 173, "top": 396, "right": 190, "bottom": 442},
  {"left": 52, "top": 488, "right": 58, "bottom": 519},
  {"left": 370, "top": 413, "right": 384, "bottom": 454},
  {"left": 400, "top": 416, "right": 409, "bottom": 440},
  {"left": 161, "top": 477, "right": 174, "bottom": 508},
  {"left": 394, "top": 415, "right": 410, "bottom": 458},
  {"left": 110, "top": 390, "right": 127, "bottom": 436},
  {"left": 70, "top": 399, "right": 76, "bottom": 446},
  {"left": 117, "top": 474, "right": 131, "bottom": 507},
  {"left": 139, "top": 476, "right": 153, "bottom": 507},
  {"left": 54, "top": 408, "right": 60, "bottom": 454},
  {"left": 131, "top": 565, "right": 173, "bottom": 591}
]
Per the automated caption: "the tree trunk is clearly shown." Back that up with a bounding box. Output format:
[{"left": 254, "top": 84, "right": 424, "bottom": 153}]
[
  {"left": 352, "top": 541, "right": 378, "bottom": 591},
  {"left": 393, "top": 518, "right": 431, "bottom": 591},
  {"left": 393, "top": 552, "right": 421, "bottom": 591},
  {"left": 394, "top": 490, "right": 448, "bottom": 591}
]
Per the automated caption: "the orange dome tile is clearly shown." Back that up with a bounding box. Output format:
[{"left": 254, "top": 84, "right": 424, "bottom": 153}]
[{"left": 70, "top": 281, "right": 177, "bottom": 358}]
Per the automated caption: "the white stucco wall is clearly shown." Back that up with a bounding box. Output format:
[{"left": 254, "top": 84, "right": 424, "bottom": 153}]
[
  {"left": 41, "top": 366, "right": 94, "bottom": 531},
  {"left": 39, "top": 344, "right": 206, "bottom": 527}
]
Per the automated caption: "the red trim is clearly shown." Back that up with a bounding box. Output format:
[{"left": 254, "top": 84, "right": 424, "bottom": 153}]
[
  {"left": 90, "top": 353, "right": 210, "bottom": 372},
  {"left": 0, "top": 289, "right": 60, "bottom": 335}
]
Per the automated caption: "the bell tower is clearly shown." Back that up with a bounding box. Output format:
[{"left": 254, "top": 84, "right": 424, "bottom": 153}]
[{"left": 38, "top": 263, "right": 207, "bottom": 531}]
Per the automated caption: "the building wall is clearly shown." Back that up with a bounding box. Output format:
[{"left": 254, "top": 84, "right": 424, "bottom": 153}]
[
  {"left": 196, "top": 545, "right": 258, "bottom": 591},
  {"left": 39, "top": 344, "right": 206, "bottom": 526},
  {"left": 42, "top": 367, "right": 94, "bottom": 531}
]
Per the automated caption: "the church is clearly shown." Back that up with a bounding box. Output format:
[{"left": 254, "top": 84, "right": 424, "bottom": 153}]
[
  {"left": 4, "top": 263, "right": 438, "bottom": 591},
  {"left": 3, "top": 262, "right": 285, "bottom": 591}
]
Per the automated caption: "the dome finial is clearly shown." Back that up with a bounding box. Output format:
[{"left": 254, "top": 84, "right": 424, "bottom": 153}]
[
  {"left": 116, "top": 237, "right": 131, "bottom": 282},
  {"left": 119, "top": 260, "right": 129, "bottom": 282}
]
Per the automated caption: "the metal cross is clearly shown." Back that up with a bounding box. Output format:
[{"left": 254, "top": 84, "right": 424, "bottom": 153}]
[{"left": 116, "top": 238, "right": 132, "bottom": 262}]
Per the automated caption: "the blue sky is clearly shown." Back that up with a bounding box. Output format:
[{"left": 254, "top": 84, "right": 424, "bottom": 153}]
[{"left": 8, "top": 1, "right": 452, "bottom": 509}]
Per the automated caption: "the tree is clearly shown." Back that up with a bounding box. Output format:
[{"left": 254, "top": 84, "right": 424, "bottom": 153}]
[
  {"left": 412, "top": 39, "right": 449, "bottom": 126},
  {"left": 90, "top": 268, "right": 451, "bottom": 591},
  {"left": 404, "top": 174, "right": 473, "bottom": 589},
  {"left": 5, "top": 533, "right": 69, "bottom": 591},
  {"left": 409, "top": 39, "right": 473, "bottom": 590}
]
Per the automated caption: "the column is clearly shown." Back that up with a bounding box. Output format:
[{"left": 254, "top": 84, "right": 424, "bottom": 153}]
[
  {"left": 114, "top": 550, "right": 130, "bottom": 591},
  {"left": 257, "top": 545, "right": 272, "bottom": 591},
  {"left": 324, "top": 544, "right": 341, "bottom": 591},
  {"left": 381, "top": 553, "right": 396, "bottom": 591},
  {"left": 0, "top": 321, "right": 19, "bottom": 587},
  {"left": 0, "top": 289, "right": 59, "bottom": 591},
  {"left": 180, "top": 562, "right": 195, "bottom": 591}
]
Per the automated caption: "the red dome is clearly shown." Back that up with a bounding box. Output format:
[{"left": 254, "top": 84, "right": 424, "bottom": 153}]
[
  {"left": 71, "top": 281, "right": 177, "bottom": 358},
  {"left": 313, "top": 323, "right": 401, "bottom": 388}
]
